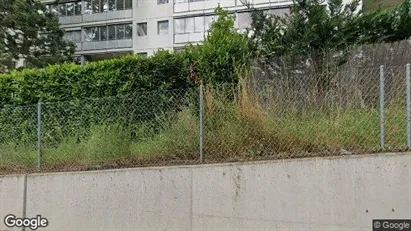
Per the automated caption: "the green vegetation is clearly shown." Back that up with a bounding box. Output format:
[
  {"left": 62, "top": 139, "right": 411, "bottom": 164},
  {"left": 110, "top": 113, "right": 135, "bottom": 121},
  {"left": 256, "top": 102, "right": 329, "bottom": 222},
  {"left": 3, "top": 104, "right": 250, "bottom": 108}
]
[
  {"left": 250, "top": 0, "right": 411, "bottom": 76},
  {"left": 1, "top": 1, "right": 411, "bottom": 173},
  {"left": 0, "top": 79, "right": 406, "bottom": 173},
  {"left": 0, "top": 52, "right": 190, "bottom": 106},
  {"left": 0, "top": 0, "right": 75, "bottom": 72}
]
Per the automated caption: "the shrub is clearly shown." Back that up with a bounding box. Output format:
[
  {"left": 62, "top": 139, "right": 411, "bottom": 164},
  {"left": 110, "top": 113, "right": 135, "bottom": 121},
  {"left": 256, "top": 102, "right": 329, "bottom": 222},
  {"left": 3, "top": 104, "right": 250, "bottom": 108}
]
[{"left": 0, "top": 50, "right": 192, "bottom": 107}]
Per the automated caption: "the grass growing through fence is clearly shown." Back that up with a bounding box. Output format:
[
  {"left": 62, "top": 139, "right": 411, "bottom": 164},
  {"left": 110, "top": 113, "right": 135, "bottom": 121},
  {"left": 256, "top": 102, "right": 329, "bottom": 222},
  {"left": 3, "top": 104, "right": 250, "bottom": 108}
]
[{"left": 0, "top": 79, "right": 408, "bottom": 173}]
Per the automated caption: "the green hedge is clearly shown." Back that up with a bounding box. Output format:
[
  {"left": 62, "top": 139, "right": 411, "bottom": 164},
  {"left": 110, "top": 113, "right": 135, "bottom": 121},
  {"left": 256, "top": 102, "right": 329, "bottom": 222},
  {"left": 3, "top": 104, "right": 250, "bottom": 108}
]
[
  {"left": 0, "top": 51, "right": 192, "bottom": 107},
  {"left": 0, "top": 51, "right": 204, "bottom": 146}
]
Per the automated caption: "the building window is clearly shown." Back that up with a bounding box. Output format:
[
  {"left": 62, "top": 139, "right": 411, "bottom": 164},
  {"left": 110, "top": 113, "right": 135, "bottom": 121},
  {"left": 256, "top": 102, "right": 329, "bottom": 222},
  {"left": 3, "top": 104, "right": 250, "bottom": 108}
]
[
  {"left": 137, "top": 23, "right": 147, "bottom": 36},
  {"left": 108, "top": 25, "right": 116, "bottom": 40},
  {"left": 157, "top": 20, "right": 169, "bottom": 35},
  {"left": 67, "top": 3, "right": 75, "bottom": 16},
  {"left": 137, "top": 52, "right": 148, "bottom": 57},
  {"left": 59, "top": 3, "right": 67, "bottom": 16},
  {"left": 84, "top": 27, "right": 95, "bottom": 42},
  {"left": 116, "top": 0, "right": 124, "bottom": 10},
  {"left": 109, "top": 0, "right": 116, "bottom": 10},
  {"left": 75, "top": 2, "right": 82, "bottom": 15},
  {"left": 92, "top": 0, "right": 100, "bottom": 13},
  {"left": 117, "top": 24, "right": 125, "bottom": 39},
  {"left": 100, "top": 26, "right": 108, "bottom": 40},
  {"left": 100, "top": 0, "right": 108, "bottom": 12},
  {"left": 174, "top": 16, "right": 219, "bottom": 35},
  {"left": 48, "top": 2, "right": 83, "bottom": 17},
  {"left": 174, "top": 19, "right": 185, "bottom": 34},
  {"left": 92, "top": 27, "right": 100, "bottom": 41},
  {"left": 158, "top": 0, "right": 168, "bottom": 4},
  {"left": 175, "top": 17, "right": 204, "bottom": 34},
  {"left": 125, "top": 0, "right": 132, "bottom": 9},
  {"left": 125, "top": 24, "right": 133, "bottom": 39},
  {"left": 64, "top": 30, "right": 82, "bottom": 43},
  {"left": 84, "top": 23, "right": 132, "bottom": 42},
  {"left": 51, "top": 0, "right": 131, "bottom": 16},
  {"left": 85, "top": 0, "right": 92, "bottom": 14},
  {"left": 50, "top": 4, "right": 58, "bottom": 15},
  {"left": 185, "top": 17, "right": 194, "bottom": 33}
]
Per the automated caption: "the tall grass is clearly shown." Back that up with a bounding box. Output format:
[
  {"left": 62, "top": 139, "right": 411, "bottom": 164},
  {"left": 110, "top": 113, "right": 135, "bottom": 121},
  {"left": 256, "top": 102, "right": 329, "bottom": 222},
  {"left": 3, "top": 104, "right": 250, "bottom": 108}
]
[{"left": 0, "top": 74, "right": 408, "bottom": 173}]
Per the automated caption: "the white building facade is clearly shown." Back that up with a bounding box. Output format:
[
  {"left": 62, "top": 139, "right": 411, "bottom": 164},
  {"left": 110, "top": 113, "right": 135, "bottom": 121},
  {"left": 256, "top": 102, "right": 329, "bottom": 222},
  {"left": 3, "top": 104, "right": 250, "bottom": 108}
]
[{"left": 40, "top": 0, "right": 361, "bottom": 63}]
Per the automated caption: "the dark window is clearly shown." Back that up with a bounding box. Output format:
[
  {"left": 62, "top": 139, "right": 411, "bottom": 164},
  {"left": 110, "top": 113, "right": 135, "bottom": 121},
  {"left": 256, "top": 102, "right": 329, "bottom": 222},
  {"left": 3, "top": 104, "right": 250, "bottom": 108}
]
[
  {"left": 50, "top": 4, "right": 58, "bottom": 15},
  {"left": 158, "top": 0, "right": 168, "bottom": 4},
  {"left": 84, "top": 0, "right": 92, "bottom": 14},
  {"left": 117, "top": 24, "right": 125, "bottom": 39},
  {"left": 125, "top": 0, "right": 132, "bottom": 9},
  {"left": 84, "top": 27, "right": 93, "bottom": 41},
  {"left": 116, "top": 0, "right": 124, "bottom": 10},
  {"left": 92, "top": 27, "right": 100, "bottom": 41},
  {"left": 59, "top": 4, "right": 67, "bottom": 16},
  {"left": 92, "top": 0, "right": 100, "bottom": 13},
  {"left": 67, "top": 3, "right": 75, "bottom": 16},
  {"left": 75, "top": 2, "right": 82, "bottom": 15},
  {"left": 100, "top": 0, "right": 108, "bottom": 12},
  {"left": 109, "top": 0, "right": 116, "bottom": 10},
  {"left": 125, "top": 24, "right": 133, "bottom": 39},
  {"left": 100, "top": 26, "right": 107, "bottom": 40},
  {"left": 108, "top": 25, "right": 116, "bottom": 40}
]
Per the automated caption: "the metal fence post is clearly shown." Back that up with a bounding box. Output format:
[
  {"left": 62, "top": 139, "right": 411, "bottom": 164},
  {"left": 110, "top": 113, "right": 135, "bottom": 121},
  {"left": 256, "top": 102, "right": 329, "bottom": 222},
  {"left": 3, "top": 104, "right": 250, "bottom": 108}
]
[
  {"left": 199, "top": 82, "right": 204, "bottom": 163},
  {"left": 379, "top": 65, "right": 385, "bottom": 151},
  {"left": 37, "top": 102, "right": 42, "bottom": 169},
  {"left": 406, "top": 64, "right": 411, "bottom": 149}
]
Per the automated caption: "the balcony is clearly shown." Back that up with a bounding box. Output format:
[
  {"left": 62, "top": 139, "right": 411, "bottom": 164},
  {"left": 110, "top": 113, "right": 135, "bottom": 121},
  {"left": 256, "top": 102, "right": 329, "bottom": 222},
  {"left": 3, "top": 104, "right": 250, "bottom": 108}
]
[
  {"left": 82, "top": 39, "right": 133, "bottom": 51},
  {"left": 173, "top": 0, "right": 292, "bottom": 14},
  {"left": 174, "top": 33, "right": 204, "bottom": 44},
  {"left": 82, "top": 9, "right": 133, "bottom": 23},
  {"left": 59, "top": 15, "right": 83, "bottom": 25}
]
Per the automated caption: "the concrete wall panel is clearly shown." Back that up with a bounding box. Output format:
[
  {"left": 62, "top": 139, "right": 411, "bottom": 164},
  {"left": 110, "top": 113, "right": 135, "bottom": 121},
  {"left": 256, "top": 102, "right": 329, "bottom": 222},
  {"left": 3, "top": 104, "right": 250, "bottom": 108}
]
[
  {"left": 0, "top": 153, "right": 409, "bottom": 231},
  {"left": 25, "top": 168, "right": 192, "bottom": 231},
  {"left": 0, "top": 175, "right": 26, "bottom": 231}
]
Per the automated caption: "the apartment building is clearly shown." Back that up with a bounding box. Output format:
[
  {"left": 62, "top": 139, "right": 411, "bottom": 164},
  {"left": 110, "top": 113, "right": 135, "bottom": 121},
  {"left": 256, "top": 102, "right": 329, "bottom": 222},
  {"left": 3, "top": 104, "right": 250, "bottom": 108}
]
[{"left": 40, "top": 0, "right": 360, "bottom": 63}]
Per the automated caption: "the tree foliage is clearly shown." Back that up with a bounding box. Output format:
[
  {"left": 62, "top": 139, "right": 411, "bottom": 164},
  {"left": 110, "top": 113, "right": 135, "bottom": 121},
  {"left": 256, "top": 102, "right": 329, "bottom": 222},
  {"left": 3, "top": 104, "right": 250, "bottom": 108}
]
[
  {"left": 249, "top": 0, "right": 411, "bottom": 73},
  {"left": 183, "top": 6, "right": 252, "bottom": 84},
  {"left": 0, "top": 0, "right": 75, "bottom": 73},
  {"left": 0, "top": 51, "right": 189, "bottom": 106}
]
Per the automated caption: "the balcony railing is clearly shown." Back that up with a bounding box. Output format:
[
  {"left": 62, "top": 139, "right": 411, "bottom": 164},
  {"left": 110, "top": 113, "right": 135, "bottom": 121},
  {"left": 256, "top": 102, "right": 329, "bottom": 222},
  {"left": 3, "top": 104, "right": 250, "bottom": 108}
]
[
  {"left": 80, "top": 39, "right": 133, "bottom": 51},
  {"left": 58, "top": 9, "right": 133, "bottom": 25}
]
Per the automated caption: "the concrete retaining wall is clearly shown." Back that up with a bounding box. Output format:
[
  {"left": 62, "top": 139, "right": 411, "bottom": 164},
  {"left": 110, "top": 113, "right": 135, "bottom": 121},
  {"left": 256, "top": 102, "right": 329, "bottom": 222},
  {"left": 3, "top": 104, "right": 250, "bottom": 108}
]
[
  {"left": 0, "top": 175, "right": 26, "bottom": 231},
  {"left": 1, "top": 153, "right": 410, "bottom": 231}
]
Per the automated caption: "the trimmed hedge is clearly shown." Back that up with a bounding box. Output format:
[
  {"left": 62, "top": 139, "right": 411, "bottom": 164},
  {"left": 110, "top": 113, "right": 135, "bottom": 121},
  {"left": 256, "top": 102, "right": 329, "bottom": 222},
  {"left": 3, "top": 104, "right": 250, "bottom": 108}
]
[{"left": 0, "top": 50, "right": 192, "bottom": 107}]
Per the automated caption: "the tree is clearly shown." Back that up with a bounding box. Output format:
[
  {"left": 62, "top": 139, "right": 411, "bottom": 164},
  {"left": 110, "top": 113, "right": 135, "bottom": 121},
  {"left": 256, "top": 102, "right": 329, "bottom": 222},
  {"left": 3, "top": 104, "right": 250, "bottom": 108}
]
[
  {"left": 248, "top": 0, "right": 411, "bottom": 97},
  {"left": 0, "top": 0, "right": 75, "bottom": 73},
  {"left": 249, "top": 0, "right": 411, "bottom": 71},
  {"left": 183, "top": 6, "right": 252, "bottom": 84}
]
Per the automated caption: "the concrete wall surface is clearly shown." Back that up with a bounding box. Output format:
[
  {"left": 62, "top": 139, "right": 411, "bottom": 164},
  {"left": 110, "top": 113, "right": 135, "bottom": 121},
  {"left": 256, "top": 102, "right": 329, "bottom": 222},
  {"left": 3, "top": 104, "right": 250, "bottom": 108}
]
[
  {"left": 0, "top": 152, "right": 410, "bottom": 231},
  {"left": 0, "top": 175, "right": 26, "bottom": 231}
]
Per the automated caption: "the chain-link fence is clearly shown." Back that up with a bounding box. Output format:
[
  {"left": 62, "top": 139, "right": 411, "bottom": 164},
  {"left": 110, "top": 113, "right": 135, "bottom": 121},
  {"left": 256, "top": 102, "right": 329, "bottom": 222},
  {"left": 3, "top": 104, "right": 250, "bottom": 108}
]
[{"left": 1, "top": 64, "right": 411, "bottom": 174}]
